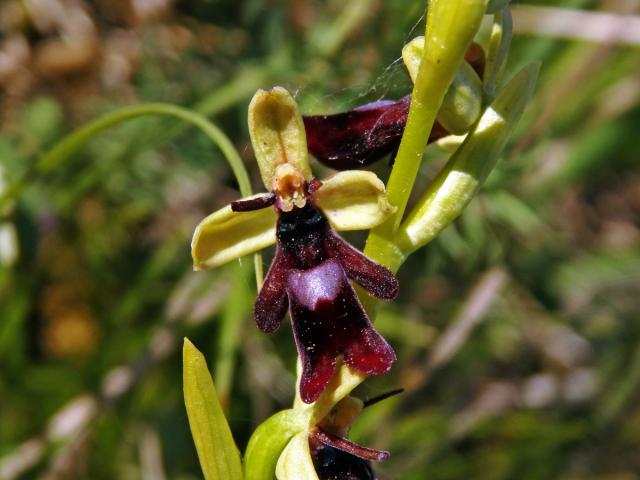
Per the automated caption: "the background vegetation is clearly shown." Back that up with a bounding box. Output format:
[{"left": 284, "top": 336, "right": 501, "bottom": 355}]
[{"left": 1, "top": 0, "right": 639, "bottom": 478}]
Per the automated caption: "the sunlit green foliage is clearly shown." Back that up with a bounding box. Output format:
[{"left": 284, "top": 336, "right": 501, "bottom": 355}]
[{"left": 1, "top": 1, "right": 639, "bottom": 478}]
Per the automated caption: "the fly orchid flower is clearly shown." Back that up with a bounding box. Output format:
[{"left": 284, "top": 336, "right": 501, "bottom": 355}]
[{"left": 191, "top": 87, "right": 398, "bottom": 404}]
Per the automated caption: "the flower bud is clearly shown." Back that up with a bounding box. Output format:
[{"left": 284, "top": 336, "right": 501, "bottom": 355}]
[{"left": 403, "top": 36, "right": 483, "bottom": 134}]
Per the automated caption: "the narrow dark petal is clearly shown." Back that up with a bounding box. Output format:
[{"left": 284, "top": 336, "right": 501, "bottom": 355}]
[
  {"left": 287, "top": 259, "right": 396, "bottom": 403},
  {"left": 254, "top": 246, "right": 293, "bottom": 333},
  {"left": 231, "top": 193, "right": 276, "bottom": 212},
  {"left": 312, "top": 428, "right": 390, "bottom": 462},
  {"left": 327, "top": 231, "right": 399, "bottom": 300}
]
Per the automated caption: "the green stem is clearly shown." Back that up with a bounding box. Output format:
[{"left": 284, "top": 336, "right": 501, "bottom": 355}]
[
  {"left": 0, "top": 102, "right": 263, "bottom": 285},
  {"left": 364, "top": 0, "right": 488, "bottom": 272},
  {"left": 396, "top": 63, "right": 540, "bottom": 256},
  {"left": 307, "top": 0, "right": 490, "bottom": 421}
]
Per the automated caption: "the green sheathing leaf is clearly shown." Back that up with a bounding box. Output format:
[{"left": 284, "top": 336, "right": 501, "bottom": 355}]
[{"left": 183, "top": 338, "right": 243, "bottom": 480}]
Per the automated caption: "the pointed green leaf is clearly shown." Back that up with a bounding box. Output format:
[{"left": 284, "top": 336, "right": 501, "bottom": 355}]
[{"left": 183, "top": 338, "right": 243, "bottom": 480}]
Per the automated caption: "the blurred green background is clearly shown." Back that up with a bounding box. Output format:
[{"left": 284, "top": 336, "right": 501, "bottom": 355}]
[{"left": 1, "top": 0, "right": 639, "bottom": 479}]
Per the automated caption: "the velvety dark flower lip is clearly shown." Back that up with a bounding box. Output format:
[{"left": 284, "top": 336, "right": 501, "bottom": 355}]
[
  {"left": 304, "top": 96, "right": 450, "bottom": 170},
  {"left": 313, "top": 445, "right": 377, "bottom": 480},
  {"left": 304, "top": 388, "right": 402, "bottom": 479},
  {"left": 251, "top": 182, "right": 398, "bottom": 403}
]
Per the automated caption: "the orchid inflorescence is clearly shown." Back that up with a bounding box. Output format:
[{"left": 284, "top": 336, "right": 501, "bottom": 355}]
[{"left": 183, "top": 0, "right": 539, "bottom": 479}]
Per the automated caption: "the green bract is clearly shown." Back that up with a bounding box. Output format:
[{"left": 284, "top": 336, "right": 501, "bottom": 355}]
[{"left": 365, "top": 0, "right": 490, "bottom": 272}]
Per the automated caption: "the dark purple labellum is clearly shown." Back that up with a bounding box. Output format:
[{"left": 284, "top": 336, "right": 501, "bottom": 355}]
[
  {"left": 303, "top": 96, "right": 449, "bottom": 170},
  {"left": 287, "top": 258, "right": 396, "bottom": 402},
  {"left": 303, "top": 95, "right": 411, "bottom": 170},
  {"left": 312, "top": 445, "right": 377, "bottom": 480},
  {"left": 253, "top": 192, "right": 398, "bottom": 403}
]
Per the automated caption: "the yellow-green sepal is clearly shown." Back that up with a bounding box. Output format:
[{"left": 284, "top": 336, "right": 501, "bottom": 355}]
[
  {"left": 314, "top": 171, "right": 396, "bottom": 231},
  {"left": 275, "top": 431, "right": 319, "bottom": 480},
  {"left": 403, "top": 36, "right": 483, "bottom": 134},
  {"left": 183, "top": 339, "right": 244, "bottom": 480},
  {"left": 244, "top": 409, "right": 308, "bottom": 480},
  {"left": 191, "top": 195, "right": 277, "bottom": 270},
  {"left": 396, "top": 63, "right": 540, "bottom": 255},
  {"left": 248, "top": 87, "right": 312, "bottom": 190}
]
